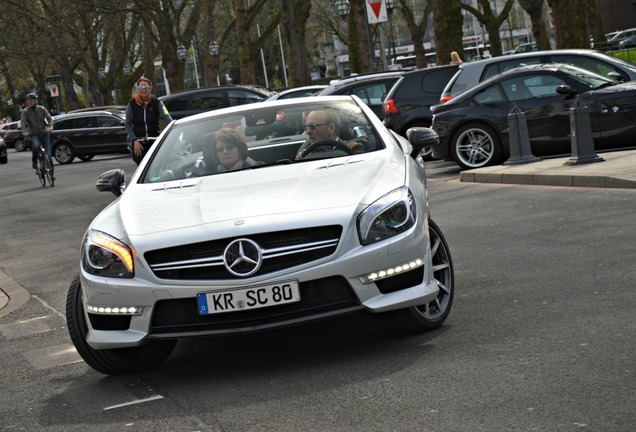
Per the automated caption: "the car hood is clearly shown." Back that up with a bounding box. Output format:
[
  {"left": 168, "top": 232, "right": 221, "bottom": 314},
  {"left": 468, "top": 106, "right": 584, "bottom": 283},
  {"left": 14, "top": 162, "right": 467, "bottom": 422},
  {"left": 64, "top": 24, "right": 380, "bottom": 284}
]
[{"left": 93, "top": 149, "right": 407, "bottom": 240}]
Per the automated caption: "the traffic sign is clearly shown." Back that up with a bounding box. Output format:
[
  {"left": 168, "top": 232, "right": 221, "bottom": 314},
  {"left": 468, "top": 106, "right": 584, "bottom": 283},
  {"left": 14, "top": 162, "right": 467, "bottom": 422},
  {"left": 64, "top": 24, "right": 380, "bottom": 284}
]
[{"left": 49, "top": 84, "right": 59, "bottom": 98}]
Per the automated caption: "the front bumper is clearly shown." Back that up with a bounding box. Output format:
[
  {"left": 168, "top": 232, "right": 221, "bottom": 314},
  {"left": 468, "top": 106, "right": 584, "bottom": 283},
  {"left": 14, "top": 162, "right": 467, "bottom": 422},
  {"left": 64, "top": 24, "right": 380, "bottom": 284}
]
[{"left": 81, "top": 218, "right": 438, "bottom": 350}]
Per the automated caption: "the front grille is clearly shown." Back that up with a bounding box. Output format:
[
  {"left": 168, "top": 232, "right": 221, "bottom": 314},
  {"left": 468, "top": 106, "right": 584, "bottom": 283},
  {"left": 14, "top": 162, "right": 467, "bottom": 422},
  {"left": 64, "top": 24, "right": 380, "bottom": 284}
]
[
  {"left": 148, "top": 276, "right": 360, "bottom": 335},
  {"left": 145, "top": 226, "right": 342, "bottom": 280}
]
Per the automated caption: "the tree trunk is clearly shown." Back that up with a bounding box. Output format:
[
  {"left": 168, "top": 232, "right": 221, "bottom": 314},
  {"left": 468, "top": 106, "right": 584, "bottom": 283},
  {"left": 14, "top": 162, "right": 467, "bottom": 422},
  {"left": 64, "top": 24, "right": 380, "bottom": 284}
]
[
  {"left": 547, "top": 0, "right": 589, "bottom": 48},
  {"left": 432, "top": 0, "right": 464, "bottom": 65},
  {"left": 517, "top": 0, "right": 551, "bottom": 50},
  {"left": 349, "top": 0, "right": 373, "bottom": 73},
  {"left": 234, "top": 0, "right": 256, "bottom": 84},
  {"left": 280, "top": 0, "right": 312, "bottom": 86}
]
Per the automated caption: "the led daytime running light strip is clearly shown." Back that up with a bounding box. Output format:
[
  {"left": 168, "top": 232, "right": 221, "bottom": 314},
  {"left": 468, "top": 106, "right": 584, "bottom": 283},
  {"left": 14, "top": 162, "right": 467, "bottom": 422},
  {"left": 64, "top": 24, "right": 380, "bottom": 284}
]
[
  {"left": 87, "top": 305, "right": 143, "bottom": 315},
  {"left": 360, "top": 256, "right": 424, "bottom": 284},
  {"left": 92, "top": 232, "right": 134, "bottom": 272}
]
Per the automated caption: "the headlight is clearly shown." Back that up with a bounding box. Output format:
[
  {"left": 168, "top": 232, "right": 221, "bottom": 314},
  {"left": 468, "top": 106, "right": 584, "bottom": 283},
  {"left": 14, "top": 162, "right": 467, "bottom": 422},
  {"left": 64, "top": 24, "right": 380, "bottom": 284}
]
[
  {"left": 82, "top": 230, "right": 135, "bottom": 278},
  {"left": 357, "top": 186, "right": 417, "bottom": 246}
]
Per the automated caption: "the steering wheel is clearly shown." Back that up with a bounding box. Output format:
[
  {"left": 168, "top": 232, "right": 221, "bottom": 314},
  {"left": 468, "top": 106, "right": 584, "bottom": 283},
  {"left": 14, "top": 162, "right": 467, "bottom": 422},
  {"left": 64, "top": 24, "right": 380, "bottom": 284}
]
[{"left": 300, "top": 140, "right": 354, "bottom": 159}]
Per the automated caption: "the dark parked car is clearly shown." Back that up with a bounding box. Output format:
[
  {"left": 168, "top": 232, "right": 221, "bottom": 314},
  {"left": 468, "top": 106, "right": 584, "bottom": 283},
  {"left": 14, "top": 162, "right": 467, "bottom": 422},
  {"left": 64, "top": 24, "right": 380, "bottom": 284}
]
[
  {"left": 0, "top": 136, "right": 7, "bottom": 164},
  {"left": 1, "top": 120, "right": 30, "bottom": 152},
  {"left": 159, "top": 85, "right": 274, "bottom": 120},
  {"left": 51, "top": 111, "right": 129, "bottom": 164},
  {"left": 383, "top": 64, "right": 460, "bottom": 135},
  {"left": 431, "top": 63, "right": 636, "bottom": 170},
  {"left": 316, "top": 71, "right": 404, "bottom": 118},
  {"left": 440, "top": 49, "right": 636, "bottom": 104}
]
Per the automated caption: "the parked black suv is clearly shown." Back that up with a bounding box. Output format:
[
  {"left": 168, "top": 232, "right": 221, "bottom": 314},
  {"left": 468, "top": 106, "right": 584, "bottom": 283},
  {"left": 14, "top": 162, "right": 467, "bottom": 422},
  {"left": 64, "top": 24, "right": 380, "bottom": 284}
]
[
  {"left": 159, "top": 85, "right": 274, "bottom": 120},
  {"left": 51, "top": 111, "right": 129, "bottom": 164},
  {"left": 383, "top": 64, "right": 459, "bottom": 135}
]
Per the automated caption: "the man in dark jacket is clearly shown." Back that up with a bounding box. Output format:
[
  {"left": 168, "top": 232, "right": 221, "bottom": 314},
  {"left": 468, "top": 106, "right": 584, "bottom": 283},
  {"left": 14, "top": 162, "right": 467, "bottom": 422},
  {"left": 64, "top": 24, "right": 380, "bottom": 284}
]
[
  {"left": 125, "top": 77, "right": 173, "bottom": 165},
  {"left": 21, "top": 92, "right": 54, "bottom": 174}
]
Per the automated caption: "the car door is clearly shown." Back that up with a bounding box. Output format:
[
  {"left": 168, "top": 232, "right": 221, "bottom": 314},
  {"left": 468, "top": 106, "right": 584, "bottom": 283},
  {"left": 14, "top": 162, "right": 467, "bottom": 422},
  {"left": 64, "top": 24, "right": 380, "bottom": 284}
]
[
  {"left": 498, "top": 73, "right": 586, "bottom": 156},
  {"left": 96, "top": 115, "right": 128, "bottom": 152},
  {"left": 53, "top": 116, "right": 99, "bottom": 154}
]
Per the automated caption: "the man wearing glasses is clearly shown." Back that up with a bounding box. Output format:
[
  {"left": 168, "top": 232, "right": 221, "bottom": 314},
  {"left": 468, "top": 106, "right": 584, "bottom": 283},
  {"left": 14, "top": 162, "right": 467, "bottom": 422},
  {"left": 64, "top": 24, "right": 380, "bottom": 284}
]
[
  {"left": 296, "top": 109, "right": 363, "bottom": 160},
  {"left": 126, "top": 77, "right": 173, "bottom": 165}
]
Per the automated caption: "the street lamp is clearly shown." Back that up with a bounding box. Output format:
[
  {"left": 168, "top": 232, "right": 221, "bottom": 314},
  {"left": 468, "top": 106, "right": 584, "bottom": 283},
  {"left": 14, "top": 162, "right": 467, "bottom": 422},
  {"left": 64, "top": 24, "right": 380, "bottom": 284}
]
[
  {"left": 335, "top": 0, "right": 350, "bottom": 20},
  {"left": 386, "top": 0, "right": 398, "bottom": 13},
  {"left": 208, "top": 39, "right": 220, "bottom": 86},
  {"left": 177, "top": 33, "right": 220, "bottom": 88}
]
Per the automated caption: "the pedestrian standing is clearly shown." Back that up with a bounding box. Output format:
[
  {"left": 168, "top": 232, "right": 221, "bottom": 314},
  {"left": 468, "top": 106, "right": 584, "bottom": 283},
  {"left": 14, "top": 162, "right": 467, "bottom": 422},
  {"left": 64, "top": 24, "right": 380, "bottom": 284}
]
[
  {"left": 21, "top": 92, "right": 54, "bottom": 178},
  {"left": 450, "top": 51, "right": 463, "bottom": 64},
  {"left": 125, "top": 77, "right": 173, "bottom": 165}
]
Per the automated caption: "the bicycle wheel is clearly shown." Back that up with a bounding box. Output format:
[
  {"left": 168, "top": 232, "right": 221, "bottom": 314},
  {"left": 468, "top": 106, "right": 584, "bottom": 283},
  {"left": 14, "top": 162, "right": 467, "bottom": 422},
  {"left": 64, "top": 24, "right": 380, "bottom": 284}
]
[
  {"left": 37, "top": 154, "right": 46, "bottom": 187},
  {"left": 43, "top": 154, "right": 54, "bottom": 187}
]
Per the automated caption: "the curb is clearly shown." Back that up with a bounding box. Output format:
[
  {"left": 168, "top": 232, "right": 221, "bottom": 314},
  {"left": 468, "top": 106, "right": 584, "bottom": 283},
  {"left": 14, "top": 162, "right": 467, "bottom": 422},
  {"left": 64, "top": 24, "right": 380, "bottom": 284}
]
[
  {"left": 0, "top": 270, "right": 31, "bottom": 319},
  {"left": 460, "top": 172, "right": 636, "bottom": 189}
]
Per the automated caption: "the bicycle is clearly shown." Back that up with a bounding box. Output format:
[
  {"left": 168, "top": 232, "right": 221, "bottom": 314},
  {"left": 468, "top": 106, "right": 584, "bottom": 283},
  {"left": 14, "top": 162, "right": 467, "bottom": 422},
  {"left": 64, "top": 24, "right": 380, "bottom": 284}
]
[{"left": 35, "top": 144, "right": 54, "bottom": 187}]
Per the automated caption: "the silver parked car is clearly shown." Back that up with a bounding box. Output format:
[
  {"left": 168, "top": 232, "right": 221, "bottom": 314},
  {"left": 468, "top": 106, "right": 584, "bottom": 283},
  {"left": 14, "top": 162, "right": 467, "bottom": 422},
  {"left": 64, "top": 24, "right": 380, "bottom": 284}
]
[{"left": 66, "top": 96, "right": 455, "bottom": 375}]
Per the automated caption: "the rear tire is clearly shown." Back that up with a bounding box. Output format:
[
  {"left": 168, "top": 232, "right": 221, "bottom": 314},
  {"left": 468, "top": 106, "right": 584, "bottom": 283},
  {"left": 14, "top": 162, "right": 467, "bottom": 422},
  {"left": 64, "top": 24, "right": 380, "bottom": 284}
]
[
  {"left": 377, "top": 219, "right": 454, "bottom": 333},
  {"left": 78, "top": 155, "right": 94, "bottom": 161},
  {"left": 66, "top": 274, "right": 176, "bottom": 375}
]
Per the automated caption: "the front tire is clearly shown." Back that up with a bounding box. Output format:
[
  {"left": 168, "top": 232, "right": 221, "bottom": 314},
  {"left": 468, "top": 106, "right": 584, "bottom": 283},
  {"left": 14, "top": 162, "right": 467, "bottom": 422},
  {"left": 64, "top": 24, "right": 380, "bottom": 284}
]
[
  {"left": 450, "top": 123, "right": 502, "bottom": 170},
  {"left": 66, "top": 274, "right": 176, "bottom": 375},
  {"left": 53, "top": 141, "right": 76, "bottom": 164},
  {"left": 377, "top": 219, "right": 454, "bottom": 333}
]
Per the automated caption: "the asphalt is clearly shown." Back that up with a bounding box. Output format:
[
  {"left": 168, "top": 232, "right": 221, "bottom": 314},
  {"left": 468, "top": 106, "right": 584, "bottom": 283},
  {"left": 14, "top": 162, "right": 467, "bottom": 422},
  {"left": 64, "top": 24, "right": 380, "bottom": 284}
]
[{"left": 1, "top": 148, "right": 635, "bottom": 316}]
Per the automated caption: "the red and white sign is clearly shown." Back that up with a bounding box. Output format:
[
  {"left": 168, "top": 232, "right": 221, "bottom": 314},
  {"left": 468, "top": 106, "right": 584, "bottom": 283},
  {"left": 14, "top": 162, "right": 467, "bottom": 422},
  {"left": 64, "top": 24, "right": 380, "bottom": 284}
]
[
  {"left": 49, "top": 83, "right": 59, "bottom": 98},
  {"left": 367, "top": 0, "right": 387, "bottom": 24}
]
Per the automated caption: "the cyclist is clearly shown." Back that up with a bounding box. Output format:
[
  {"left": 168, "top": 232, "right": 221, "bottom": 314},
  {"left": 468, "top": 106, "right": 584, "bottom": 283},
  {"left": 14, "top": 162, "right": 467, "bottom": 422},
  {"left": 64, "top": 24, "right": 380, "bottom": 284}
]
[
  {"left": 21, "top": 92, "right": 54, "bottom": 178},
  {"left": 125, "top": 77, "right": 173, "bottom": 165}
]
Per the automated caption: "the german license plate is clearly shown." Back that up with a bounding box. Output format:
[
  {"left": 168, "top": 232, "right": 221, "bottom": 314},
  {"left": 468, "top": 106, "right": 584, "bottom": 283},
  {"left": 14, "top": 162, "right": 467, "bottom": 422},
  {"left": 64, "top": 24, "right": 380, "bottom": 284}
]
[{"left": 197, "top": 280, "right": 300, "bottom": 315}]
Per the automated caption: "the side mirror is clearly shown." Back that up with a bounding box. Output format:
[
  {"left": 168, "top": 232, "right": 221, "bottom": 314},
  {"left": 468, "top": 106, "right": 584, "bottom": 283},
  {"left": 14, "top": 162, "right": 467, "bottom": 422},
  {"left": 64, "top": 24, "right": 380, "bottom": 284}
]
[
  {"left": 96, "top": 169, "right": 126, "bottom": 197},
  {"left": 407, "top": 127, "right": 439, "bottom": 158},
  {"left": 556, "top": 85, "right": 576, "bottom": 96},
  {"left": 607, "top": 72, "right": 624, "bottom": 82}
]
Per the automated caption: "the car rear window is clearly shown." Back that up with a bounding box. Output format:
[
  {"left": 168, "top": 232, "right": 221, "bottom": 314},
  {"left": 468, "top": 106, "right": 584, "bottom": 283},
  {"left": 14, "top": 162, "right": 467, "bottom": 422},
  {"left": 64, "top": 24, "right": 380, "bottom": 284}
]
[
  {"left": 420, "top": 67, "right": 458, "bottom": 94},
  {"left": 481, "top": 57, "right": 542, "bottom": 81}
]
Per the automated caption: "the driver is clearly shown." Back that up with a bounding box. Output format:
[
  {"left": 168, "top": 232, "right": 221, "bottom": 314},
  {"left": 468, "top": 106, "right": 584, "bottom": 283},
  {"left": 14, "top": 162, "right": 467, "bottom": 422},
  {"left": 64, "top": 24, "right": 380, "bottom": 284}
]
[{"left": 295, "top": 109, "right": 363, "bottom": 160}]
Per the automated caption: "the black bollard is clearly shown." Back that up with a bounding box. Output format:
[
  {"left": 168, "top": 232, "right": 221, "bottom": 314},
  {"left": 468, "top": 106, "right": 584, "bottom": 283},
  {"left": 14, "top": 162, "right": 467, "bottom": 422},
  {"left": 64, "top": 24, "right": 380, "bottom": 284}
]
[
  {"left": 504, "top": 103, "right": 540, "bottom": 165},
  {"left": 564, "top": 96, "right": 604, "bottom": 166}
]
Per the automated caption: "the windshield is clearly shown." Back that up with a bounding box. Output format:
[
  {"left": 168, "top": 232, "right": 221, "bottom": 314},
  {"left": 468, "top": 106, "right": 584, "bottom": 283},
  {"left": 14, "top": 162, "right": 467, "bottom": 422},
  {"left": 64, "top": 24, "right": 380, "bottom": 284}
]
[
  {"left": 559, "top": 64, "right": 617, "bottom": 89},
  {"left": 142, "top": 98, "right": 383, "bottom": 183}
]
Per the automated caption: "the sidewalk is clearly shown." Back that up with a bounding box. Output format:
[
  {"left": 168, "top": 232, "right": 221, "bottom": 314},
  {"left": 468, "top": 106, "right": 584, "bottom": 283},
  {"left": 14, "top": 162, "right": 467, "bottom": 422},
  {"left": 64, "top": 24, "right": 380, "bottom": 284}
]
[
  {"left": 0, "top": 271, "right": 31, "bottom": 319},
  {"left": 459, "top": 149, "right": 636, "bottom": 189}
]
